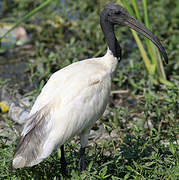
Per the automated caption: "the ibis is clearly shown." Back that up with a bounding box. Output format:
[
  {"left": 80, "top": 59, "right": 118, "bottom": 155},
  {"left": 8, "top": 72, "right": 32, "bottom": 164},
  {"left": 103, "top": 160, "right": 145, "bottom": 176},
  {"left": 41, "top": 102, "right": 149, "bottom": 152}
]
[{"left": 12, "top": 3, "right": 168, "bottom": 173}]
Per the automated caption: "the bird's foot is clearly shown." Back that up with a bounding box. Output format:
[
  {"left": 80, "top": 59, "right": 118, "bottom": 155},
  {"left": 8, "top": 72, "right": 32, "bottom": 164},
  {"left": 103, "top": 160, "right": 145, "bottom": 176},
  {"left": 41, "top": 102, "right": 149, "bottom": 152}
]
[
  {"left": 60, "top": 145, "right": 67, "bottom": 176},
  {"left": 78, "top": 147, "right": 86, "bottom": 173},
  {"left": 78, "top": 157, "right": 86, "bottom": 173},
  {"left": 61, "top": 164, "right": 67, "bottom": 176}
]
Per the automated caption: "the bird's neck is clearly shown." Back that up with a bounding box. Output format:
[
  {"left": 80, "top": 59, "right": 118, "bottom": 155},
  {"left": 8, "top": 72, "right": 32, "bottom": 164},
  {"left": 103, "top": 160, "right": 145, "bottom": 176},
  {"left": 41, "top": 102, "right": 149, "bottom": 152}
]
[
  {"left": 103, "top": 48, "right": 118, "bottom": 74},
  {"left": 100, "top": 19, "right": 121, "bottom": 59}
]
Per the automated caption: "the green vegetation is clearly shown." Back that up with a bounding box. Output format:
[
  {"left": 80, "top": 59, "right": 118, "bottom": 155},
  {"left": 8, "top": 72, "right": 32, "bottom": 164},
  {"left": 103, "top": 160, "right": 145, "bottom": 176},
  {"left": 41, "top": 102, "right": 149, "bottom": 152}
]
[
  {"left": 0, "top": 0, "right": 178, "bottom": 179},
  {"left": 119, "top": 0, "right": 173, "bottom": 87}
]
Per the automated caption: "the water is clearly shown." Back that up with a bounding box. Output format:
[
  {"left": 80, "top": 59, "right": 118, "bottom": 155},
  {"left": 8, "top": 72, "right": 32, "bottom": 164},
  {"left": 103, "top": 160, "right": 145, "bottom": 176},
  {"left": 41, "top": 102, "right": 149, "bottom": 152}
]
[{"left": 0, "top": 60, "right": 27, "bottom": 78}]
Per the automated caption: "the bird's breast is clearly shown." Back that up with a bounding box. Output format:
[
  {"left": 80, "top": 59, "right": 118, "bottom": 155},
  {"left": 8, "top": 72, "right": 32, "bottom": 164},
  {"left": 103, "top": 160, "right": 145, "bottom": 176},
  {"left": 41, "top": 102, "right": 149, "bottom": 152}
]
[{"left": 48, "top": 73, "right": 112, "bottom": 145}]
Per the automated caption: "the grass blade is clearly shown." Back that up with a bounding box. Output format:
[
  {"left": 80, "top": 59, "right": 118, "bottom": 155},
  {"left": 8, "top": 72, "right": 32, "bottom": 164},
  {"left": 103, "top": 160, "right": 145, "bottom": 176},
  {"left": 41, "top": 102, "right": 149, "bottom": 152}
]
[
  {"left": 118, "top": 0, "right": 155, "bottom": 75},
  {"left": 142, "top": 0, "right": 167, "bottom": 81},
  {"left": 132, "top": 0, "right": 142, "bottom": 22},
  {"left": 142, "top": 0, "right": 150, "bottom": 29},
  {"left": 131, "top": 29, "right": 155, "bottom": 75},
  {"left": 132, "top": 0, "right": 156, "bottom": 67},
  {"left": 120, "top": 0, "right": 135, "bottom": 17},
  {"left": 0, "top": 0, "right": 54, "bottom": 41},
  {"left": 142, "top": 0, "right": 157, "bottom": 65}
]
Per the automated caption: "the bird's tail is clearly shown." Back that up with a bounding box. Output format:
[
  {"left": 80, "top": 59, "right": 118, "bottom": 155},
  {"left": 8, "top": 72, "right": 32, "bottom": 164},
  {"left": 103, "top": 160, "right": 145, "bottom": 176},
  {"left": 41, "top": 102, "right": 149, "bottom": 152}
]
[{"left": 12, "top": 107, "right": 51, "bottom": 168}]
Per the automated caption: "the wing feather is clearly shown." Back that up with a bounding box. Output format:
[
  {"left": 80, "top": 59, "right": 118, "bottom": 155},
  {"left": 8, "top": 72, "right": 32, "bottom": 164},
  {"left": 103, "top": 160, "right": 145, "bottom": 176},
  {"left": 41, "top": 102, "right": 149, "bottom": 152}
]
[
  {"left": 13, "top": 106, "right": 52, "bottom": 168},
  {"left": 13, "top": 58, "right": 110, "bottom": 168}
]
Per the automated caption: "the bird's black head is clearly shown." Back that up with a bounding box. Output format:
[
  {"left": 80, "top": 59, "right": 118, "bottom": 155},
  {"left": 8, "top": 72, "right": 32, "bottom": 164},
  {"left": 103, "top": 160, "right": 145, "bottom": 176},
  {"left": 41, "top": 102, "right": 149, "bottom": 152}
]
[
  {"left": 101, "top": 3, "right": 130, "bottom": 26},
  {"left": 100, "top": 3, "right": 168, "bottom": 63}
]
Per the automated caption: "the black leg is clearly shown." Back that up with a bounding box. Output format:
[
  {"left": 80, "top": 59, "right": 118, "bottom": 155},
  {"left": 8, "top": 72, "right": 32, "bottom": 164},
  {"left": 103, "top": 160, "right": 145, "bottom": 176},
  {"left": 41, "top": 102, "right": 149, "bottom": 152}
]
[
  {"left": 60, "top": 145, "right": 67, "bottom": 175},
  {"left": 78, "top": 147, "right": 86, "bottom": 173}
]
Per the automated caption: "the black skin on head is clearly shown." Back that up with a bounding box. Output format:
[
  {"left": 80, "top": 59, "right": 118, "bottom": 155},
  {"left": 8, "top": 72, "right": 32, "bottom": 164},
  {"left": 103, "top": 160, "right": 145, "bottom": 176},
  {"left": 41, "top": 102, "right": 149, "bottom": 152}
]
[
  {"left": 100, "top": 4, "right": 122, "bottom": 59},
  {"left": 100, "top": 3, "right": 168, "bottom": 64}
]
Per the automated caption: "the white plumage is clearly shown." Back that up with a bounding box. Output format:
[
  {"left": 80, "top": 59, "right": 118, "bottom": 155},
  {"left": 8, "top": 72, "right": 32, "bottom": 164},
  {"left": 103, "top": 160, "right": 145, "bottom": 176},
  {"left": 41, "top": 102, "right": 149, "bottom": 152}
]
[{"left": 13, "top": 49, "right": 117, "bottom": 168}]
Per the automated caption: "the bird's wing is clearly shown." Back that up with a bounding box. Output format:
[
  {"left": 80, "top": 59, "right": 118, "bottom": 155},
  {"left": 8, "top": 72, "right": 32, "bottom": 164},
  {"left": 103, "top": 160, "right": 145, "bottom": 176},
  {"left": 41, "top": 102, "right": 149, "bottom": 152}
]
[
  {"left": 13, "top": 105, "right": 52, "bottom": 168},
  {"left": 21, "top": 58, "right": 103, "bottom": 133},
  {"left": 13, "top": 58, "right": 111, "bottom": 168},
  {"left": 28, "top": 58, "right": 108, "bottom": 115}
]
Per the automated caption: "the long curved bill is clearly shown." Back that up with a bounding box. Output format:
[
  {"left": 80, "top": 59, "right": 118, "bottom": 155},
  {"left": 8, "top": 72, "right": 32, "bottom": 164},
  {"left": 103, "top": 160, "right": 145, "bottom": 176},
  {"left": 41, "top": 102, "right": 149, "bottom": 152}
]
[{"left": 124, "top": 16, "right": 168, "bottom": 64}]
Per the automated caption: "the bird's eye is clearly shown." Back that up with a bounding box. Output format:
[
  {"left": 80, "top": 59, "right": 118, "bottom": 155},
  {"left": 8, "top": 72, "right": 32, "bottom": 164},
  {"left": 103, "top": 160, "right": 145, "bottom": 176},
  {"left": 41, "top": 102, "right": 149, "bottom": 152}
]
[
  {"left": 107, "top": 9, "right": 121, "bottom": 17},
  {"left": 116, "top": 11, "right": 121, "bottom": 15},
  {"left": 108, "top": 11, "right": 113, "bottom": 16}
]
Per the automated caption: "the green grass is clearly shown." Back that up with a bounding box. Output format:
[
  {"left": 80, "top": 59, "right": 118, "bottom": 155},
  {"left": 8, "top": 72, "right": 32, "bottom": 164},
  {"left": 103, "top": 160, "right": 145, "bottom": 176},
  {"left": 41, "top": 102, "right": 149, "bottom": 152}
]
[
  {"left": 0, "top": 63, "right": 178, "bottom": 179},
  {"left": 0, "top": 0, "right": 178, "bottom": 179},
  {"left": 0, "top": 110, "right": 179, "bottom": 180}
]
